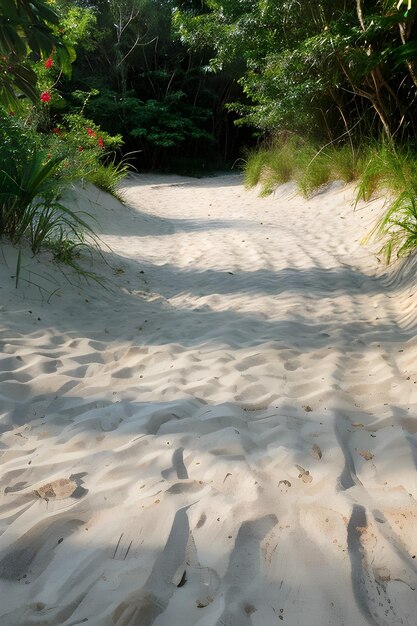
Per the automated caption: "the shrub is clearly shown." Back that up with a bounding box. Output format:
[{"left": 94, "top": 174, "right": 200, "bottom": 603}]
[
  {"left": 0, "top": 109, "right": 97, "bottom": 269},
  {"left": 43, "top": 113, "right": 124, "bottom": 186}
]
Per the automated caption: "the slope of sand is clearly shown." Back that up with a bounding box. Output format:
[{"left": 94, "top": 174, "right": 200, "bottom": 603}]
[{"left": 1, "top": 174, "right": 417, "bottom": 625}]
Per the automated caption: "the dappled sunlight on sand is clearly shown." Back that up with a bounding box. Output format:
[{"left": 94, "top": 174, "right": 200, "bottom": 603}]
[{"left": 1, "top": 174, "right": 417, "bottom": 625}]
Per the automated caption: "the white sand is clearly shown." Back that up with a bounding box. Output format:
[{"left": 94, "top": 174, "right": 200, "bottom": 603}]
[{"left": 1, "top": 174, "right": 417, "bottom": 625}]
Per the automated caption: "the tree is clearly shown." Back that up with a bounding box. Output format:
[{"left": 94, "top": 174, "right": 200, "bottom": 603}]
[{"left": 174, "top": 0, "right": 417, "bottom": 143}]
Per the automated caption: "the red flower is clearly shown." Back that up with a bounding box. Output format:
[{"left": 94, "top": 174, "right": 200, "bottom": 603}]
[
  {"left": 52, "top": 127, "right": 60, "bottom": 134},
  {"left": 87, "top": 127, "right": 95, "bottom": 137},
  {"left": 78, "top": 146, "right": 84, "bottom": 152},
  {"left": 40, "top": 91, "right": 51, "bottom": 103},
  {"left": 9, "top": 110, "right": 15, "bottom": 116},
  {"left": 44, "top": 57, "right": 53, "bottom": 69},
  {"left": 98, "top": 137, "right": 104, "bottom": 149}
]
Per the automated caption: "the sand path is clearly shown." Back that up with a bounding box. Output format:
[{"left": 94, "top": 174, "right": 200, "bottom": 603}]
[{"left": 1, "top": 174, "right": 417, "bottom": 625}]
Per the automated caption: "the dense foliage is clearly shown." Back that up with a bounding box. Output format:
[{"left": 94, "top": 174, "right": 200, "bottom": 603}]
[
  {"left": 58, "top": 0, "right": 248, "bottom": 172},
  {"left": 174, "top": 1, "right": 417, "bottom": 144}
]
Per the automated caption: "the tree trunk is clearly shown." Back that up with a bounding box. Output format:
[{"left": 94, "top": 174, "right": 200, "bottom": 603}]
[{"left": 399, "top": 17, "right": 417, "bottom": 89}]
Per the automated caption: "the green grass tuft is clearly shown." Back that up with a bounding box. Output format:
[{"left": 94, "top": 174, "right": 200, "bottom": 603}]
[
  {"left": 358, "top": 144, "right": 417, "bottom": 263},
  {"left": 294, "top": 145, "right": 331, "bottom": 197},
  {"left": 244, "top": 136, "right": 303, "bottom": 195},
  {"left": 86, "top": 159, "right": 130, "bottom": 198}
]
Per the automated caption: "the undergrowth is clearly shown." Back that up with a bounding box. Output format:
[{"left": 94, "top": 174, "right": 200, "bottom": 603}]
[{"left": 0, "top": 108, "right": 127, "bottom": 286}]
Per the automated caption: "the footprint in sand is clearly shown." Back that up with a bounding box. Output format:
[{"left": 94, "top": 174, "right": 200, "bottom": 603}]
[
  {"left": 284, "top": 360, "right": 300, "bottom": 371},
  {"left": 295, "top": 464, "right": 313, "bottom": 483},
  {"left": 310, "top": 444, "right": 322, "bottom": 460}
]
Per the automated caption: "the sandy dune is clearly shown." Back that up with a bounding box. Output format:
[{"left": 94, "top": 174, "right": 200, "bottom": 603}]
[{"left": 1, "top": 174, "right": 417, "bottom": 625}]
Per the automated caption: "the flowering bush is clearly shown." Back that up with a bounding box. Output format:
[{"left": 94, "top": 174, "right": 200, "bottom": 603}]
[
  {"left": 0, "top": 1, "right": 123, "bottom": 283},
  {"left": 38, "top": 111, "right": 124, "bottom": 193}
]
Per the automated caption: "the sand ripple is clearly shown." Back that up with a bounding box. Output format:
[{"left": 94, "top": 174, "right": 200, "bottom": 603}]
[{"left": 1, "top": 175, "right": 417, "bottom": 625}]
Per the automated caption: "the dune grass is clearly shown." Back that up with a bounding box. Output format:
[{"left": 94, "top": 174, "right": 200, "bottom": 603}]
[
  {"left": 244, "top": 136, "right": 301, "bottom": 195},
  {"left": 244, "top": 136, "right": 417, "bottom": 264},
  {"left": 244, "top": 137, "right": 363, "bottom": 198},
  {"left": 87, "top": 159, "right": 130, "bottom": 199},
  {"left": 358, "top": 144, "right": 417, "bottom": 263}
]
